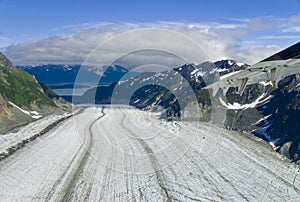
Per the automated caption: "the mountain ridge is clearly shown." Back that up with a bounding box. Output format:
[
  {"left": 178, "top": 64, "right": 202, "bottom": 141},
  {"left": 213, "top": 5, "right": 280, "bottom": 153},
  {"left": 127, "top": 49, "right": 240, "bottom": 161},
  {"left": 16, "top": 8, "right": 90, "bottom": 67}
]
[
  {"left": 0, "top": 52, "right": 70, "bottom": 134},
  {"left": 16, "top": 58, "right": 300, "bottom": 162}
]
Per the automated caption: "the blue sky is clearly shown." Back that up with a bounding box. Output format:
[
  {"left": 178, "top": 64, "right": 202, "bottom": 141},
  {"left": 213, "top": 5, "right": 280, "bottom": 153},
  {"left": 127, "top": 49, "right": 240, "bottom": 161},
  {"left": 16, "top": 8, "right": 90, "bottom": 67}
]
[{"left": 1, "top": 0, "right": 300, "bottom": 65}]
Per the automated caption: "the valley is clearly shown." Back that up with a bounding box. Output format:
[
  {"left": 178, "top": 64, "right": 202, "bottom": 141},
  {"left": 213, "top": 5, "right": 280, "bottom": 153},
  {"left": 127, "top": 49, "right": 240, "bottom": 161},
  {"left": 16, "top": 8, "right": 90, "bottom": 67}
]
[
  {"left": 0, "top": 106, "right": 299, "bottom": 201},
  {"left": 1, "top": 1, "right": 300, "bottom": 201}
]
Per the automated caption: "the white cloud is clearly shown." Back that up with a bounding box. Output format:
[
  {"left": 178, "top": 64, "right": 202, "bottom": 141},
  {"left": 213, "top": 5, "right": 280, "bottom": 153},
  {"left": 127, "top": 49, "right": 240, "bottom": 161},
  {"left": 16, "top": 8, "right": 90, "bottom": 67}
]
[
  {"left": 235, "top": 45, "right": 281, "bottom": 64},
  {"left": 259, "top": 35, "right": 300, "bottom": 40},
  {"left": 213, "top": 23, "right": 246, "bottom": 30},
  {"left": 280, "top": 13, "right": 300, "bottom": 33},
  {"left": 4, "top": 21, "right": 284, "bottom": 66},
  {"left": 290, "top": 13, "right": 300, "bottom": 24},
  {"left": 282, "top": 26, "right": 300, "bottom": 33},
  {"left": 222, "top": 17, "right": 273, "bottom": 36}
]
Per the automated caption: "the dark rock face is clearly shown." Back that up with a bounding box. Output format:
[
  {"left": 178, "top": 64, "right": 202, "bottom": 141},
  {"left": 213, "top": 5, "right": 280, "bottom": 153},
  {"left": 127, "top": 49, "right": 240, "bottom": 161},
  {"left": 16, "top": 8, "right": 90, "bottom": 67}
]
[
  {"left": 173, "top": 61, "right": 300, "bottom": 162},
  {"left": 254, "top": 74, "right": 300, "bottom": 161},
  {"left": 224, "top": 108, "right": 262, "bottom": 132},
  {"left": 214, "top": 60, "right": 249, "bottom": 76},
  {"left": 222, "top": 74, "right": 300, "bottom": 162}
]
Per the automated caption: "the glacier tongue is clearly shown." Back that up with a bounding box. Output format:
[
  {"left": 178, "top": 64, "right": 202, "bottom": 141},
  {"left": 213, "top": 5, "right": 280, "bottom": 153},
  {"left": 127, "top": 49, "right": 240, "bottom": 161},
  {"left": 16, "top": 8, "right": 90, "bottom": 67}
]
[{"left": 0, "top": 106, "right": 298, "bottom": 201}]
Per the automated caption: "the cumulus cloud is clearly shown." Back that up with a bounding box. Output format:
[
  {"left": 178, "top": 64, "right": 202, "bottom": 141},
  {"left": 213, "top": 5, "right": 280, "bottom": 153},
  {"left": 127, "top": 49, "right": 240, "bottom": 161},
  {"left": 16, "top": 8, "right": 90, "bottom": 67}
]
[
  {"left": 282, "top": 26, "right": 300, "bottom": 33},
  {"left": 259, "top": 35, "right": 300, "bottom": 40},
  {"left": 234, "top": 45, "right": 281, "bottom": 64},
  {"left": 4, "top": 20, "right": 284, "bottom": 66},
  {"left": 220, "top": 17, "right": 274, "bottom": 35},
  {"left": 290, "top": 13, "right": 300, "bottom": 24},
  {"left": 280, "top": 13, "right": 300, "bottom": 33}
]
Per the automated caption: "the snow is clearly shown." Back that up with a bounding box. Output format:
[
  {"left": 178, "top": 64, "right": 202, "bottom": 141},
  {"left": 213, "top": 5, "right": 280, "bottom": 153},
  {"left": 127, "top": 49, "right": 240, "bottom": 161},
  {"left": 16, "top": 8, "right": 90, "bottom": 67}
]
[
  {"left": 194, "top": 71, "right": 204, "bottom": 77},
  {"left": 154, "top": 72, "right": 162, "bottom": 77},
  {"left": 216, "top": 68, "right": 228, "bottom": 72},
  {"left": 220, "top": 70, "right": 243, "bottom": 79},
  {"left": 0, "top": 112, "right": 72, "bottom": 158},
  {"left": 8, "top": 101, "right": 42, "bottom": 119},
  {"left": 219, "top": 93, "right": 271, "bottom": 110},
  {"left": 29, "top": 111, "right": 40, "bottom": 115},
  {"left": 63, "top": 65, "right": 72, "bottom": 71},
  {"left": 118, "top": 79, "right": 129, "bottom": 85},
  {"left": 142, "top": 77, "right": 151, "bottom": 82},
  {"left": 190, "top": 69, "right": 204, "bottom": 82},
  {"left": 0, "top": 106, "right": 298, "bottom": 201},
  {"left": 254, "top": 114, "right": 272, "bottom": 125},
  {"left": 133, "top": 99, "right": 140, "bottom": 104},
  {"left": 0, "top": 108, "right": 94, "bottom": 201},
  {"left": 191, "top": 69, "right": 198, "bottom": 75},
  {"left": 236, "top": 62, "right": 245, "bottom": 67},
  {"left": 259, "top": 81, "right": 273, "bottom": 86}
]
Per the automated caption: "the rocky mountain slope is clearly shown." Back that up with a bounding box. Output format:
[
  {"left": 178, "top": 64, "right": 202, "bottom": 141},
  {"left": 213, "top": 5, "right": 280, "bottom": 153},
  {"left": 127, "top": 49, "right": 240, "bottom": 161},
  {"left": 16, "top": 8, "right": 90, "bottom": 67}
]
[
  {"left": 81, "top": 59, "right": 299, "bottom": 161},
  {"left": 224, "top": 43, "right": 300, "bottom": 162},
  {"left": 254, "top": 74, "right": 300, "bottom": 161},
  {"left": 0, "top": 52, "right": 69, "bottom": 133},
  {"left": 19, "top": 56, "right": 300, "bottom": 162},
  {"left": 110, "top": 60, "right": 250, "bottom": 120}
]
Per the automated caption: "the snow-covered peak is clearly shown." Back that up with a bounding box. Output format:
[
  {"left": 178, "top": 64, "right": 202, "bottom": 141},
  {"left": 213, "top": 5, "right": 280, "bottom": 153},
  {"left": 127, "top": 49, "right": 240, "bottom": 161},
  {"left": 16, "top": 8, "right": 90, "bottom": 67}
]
[{"left": 63, "top": 64, "right": 73, "bottom": 71}]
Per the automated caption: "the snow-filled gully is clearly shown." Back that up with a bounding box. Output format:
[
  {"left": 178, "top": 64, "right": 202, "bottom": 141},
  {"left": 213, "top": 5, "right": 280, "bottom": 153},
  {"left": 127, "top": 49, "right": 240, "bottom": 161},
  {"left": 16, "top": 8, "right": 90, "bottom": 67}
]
[{"left": 0, "top": 106, "right": 299, "bottom": 201}]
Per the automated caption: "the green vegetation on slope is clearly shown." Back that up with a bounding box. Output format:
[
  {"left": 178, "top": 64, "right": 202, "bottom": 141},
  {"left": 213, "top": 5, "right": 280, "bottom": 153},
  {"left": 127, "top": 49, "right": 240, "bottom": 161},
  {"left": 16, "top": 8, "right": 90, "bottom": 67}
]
[{"left": 0, "top": 64, "right": 56, "bottom": 108}]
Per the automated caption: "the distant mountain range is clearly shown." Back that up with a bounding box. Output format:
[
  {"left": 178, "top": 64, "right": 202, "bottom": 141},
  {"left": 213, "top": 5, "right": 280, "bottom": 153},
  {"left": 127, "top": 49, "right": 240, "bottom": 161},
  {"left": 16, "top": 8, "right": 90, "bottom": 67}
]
[{"left": 19, "top": 64, "right": 129, "bottom": 86}]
